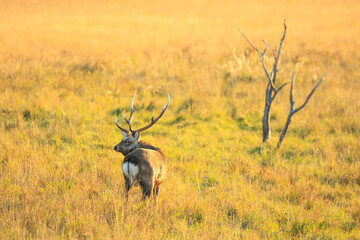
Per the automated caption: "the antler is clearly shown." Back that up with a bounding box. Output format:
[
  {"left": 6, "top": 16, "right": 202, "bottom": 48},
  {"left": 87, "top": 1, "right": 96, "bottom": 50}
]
[
  {"left": 115, "top": 117, "right": 129, "bottom": 133},
  {"left": 115, "top": 93, "right": 138, "bottom": 134},
  {"left": 115, "top": 93, "right": 170, "bottom": 135},
  {"left": 132, "top": 94, "right": 170, "bottom": 134},
  {"left": 123, "top": 93, "right": 139, "bottom": 133}
]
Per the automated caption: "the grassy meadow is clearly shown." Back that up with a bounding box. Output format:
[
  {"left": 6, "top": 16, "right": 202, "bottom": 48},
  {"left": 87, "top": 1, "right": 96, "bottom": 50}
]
[{"left": 1, "top": 0, "right": 360, "bottom": 239}]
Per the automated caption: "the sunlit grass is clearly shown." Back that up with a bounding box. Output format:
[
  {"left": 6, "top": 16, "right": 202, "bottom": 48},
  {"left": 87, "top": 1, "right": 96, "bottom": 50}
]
[{"left": 0, "top": 0, "right": 360, "bottom": 239}]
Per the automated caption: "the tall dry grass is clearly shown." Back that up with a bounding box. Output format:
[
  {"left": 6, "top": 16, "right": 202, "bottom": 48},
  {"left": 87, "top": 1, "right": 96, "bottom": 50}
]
[{"left": 0, "top": 0, "right": 360, "bottom": 239}]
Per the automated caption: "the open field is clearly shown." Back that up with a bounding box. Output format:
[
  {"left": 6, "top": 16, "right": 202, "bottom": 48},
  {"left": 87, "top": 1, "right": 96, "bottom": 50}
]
[{"left": 1, "top": 0, "right": 360, "bottom": 239}]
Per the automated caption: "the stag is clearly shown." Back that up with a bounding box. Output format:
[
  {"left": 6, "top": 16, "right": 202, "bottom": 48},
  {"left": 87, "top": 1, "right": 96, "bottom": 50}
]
[{"left": 114, "top": 94, "right": 170, "bottom": 202}]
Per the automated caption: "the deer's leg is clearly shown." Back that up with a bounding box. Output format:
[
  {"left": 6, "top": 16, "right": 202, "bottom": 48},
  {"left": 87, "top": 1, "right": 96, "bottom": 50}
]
[
  {"left": 140, "top": 175, "right": 154, "bottom": 200},
  {"left": 140, "top": 181, "right": 153, "bottom": 200},
  {"left": 124, "top": 177, "right": 132, "bottom": 201},
  {"left": 153, "top": 185, "right": 160, "bottom": 204},
  {"left": 153, "top": 185, "right": 159, "bottom": 197}
]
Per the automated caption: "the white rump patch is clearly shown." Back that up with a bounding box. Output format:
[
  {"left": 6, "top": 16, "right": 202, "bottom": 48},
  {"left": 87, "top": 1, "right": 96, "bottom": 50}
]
[{"left": 122, "top": 162, "right": 139, "bottom": 185}]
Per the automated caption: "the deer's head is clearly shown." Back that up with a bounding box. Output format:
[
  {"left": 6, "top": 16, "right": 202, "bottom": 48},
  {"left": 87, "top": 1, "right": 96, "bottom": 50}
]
[{"left": 113, "top": 93, "right": 170, "bottom": 156}]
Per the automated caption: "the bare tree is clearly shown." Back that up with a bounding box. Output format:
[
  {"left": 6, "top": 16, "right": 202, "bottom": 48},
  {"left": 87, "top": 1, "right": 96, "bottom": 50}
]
[
  {"left": 240, "top": 22, "right": 289, "bottom": 143},
  {"left": 277, "top": 72, "right": 326, "bottom": 147}
]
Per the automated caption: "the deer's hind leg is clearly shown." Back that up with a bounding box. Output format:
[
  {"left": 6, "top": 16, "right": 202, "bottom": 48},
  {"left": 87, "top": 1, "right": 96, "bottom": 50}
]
[
  {"left": 140, "top": 174, "right": 155, "bottom": 200},
  {"left": 153, "top": 185, "right": 160, "bottom": 197},
  {"left": 153, "top": 184, "right": 160, "bottom": 204},
  {"left": 124, "top": 177, "right": 132, "bottom": 201}
]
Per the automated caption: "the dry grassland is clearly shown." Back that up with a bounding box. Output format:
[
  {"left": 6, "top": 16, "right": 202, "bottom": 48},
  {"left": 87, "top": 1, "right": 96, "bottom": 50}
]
[{"left": 0, "top": 0, "right": 360, "bottom": 239}]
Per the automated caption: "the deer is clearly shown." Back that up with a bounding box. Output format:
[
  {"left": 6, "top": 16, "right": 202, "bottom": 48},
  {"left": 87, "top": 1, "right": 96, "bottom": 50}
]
[{"left": 113, "top": 93, "right": 170, "bottom": 202}]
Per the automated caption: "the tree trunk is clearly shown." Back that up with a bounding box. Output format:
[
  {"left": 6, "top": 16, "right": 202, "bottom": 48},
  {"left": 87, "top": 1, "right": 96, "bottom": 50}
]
[
  {"left": 262, "top": 101, "right": 271, "bottom": 143},
  {"left": 278, "top": 113, "right": 292, "bottom": 147}
]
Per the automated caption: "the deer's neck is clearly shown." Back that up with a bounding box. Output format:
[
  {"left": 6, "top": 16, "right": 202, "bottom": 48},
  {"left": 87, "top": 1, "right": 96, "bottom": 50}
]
[
  {"left": 137, "top": 140, "right": 166, "bottom": 158},
  {"left": 137, "top": 140, "right": 159, "bottom": 151}
]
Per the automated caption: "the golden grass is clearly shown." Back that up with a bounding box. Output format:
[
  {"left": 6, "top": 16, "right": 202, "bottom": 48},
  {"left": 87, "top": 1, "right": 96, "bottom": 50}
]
[{"left": 0, "top": 0, "right": 360, "bottom": 239}]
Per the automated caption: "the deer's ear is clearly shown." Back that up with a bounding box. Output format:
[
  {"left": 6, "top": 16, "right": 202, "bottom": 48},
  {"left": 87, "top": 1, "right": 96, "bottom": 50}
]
[
  {"left": 134, "top": 131, "right": 139, "bottom": 140},
  {"left": 121, "top": 130, "right": 127, "bottom": 137}
]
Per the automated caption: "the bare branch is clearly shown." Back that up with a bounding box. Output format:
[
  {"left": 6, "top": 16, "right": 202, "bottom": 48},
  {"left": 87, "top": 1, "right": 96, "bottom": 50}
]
[
  {"left": 260, "top": 40, "right": 277, "bottom": 90},
  {"left": 261, "top": 40, "right": 268, "bottom": 55},
  {"left": 289, "top": 71, "right": 295, "bottom": 110},
  {"left": 272, "top": 48, "right": 276, "bottom": 60},
  {"left": 277, "top": 72, "right": 326, "bottom": 147},
  {"left": 293, "top": 72, "right": 326, "bottom": 114},
  {"left": 239, "top": 29, "right": 276, "bottom": 90},
  {"left": 278, "top": 81, "right": 290, "bottom": 93},
  {"left": 271, "top": 22, "right": 287, "bottom": 86},
  {"left": 238, "top": 29, "right": 261, "bottom": 55},
  {"left": 271, "top": 81, "right": 290, "bottom": 101}
]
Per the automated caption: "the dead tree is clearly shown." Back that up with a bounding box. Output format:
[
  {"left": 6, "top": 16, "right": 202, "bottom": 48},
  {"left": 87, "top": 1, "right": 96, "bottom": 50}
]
[
  {"left": 240, "top": 22, "right": 289, "bottom": 143},
  {"left": 277, "top": 72, "right": 326, "bottom": 147}
]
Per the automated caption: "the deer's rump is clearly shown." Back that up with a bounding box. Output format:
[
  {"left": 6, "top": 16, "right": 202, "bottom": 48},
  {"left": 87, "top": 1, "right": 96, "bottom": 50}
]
[{"left": 122, "top": 148, "right": 167, "bottom": 186}]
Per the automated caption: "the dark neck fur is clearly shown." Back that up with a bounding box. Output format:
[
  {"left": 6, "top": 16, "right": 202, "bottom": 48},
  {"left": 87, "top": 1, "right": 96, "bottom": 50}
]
[{"left": 138, "top": 140, "right": 160, "bottom": 151}]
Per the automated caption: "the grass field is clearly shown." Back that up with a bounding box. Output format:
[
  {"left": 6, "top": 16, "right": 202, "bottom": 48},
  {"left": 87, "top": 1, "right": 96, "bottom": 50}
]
[{"left": 1, "top": 0, "right": 360, "bottom": 239}]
